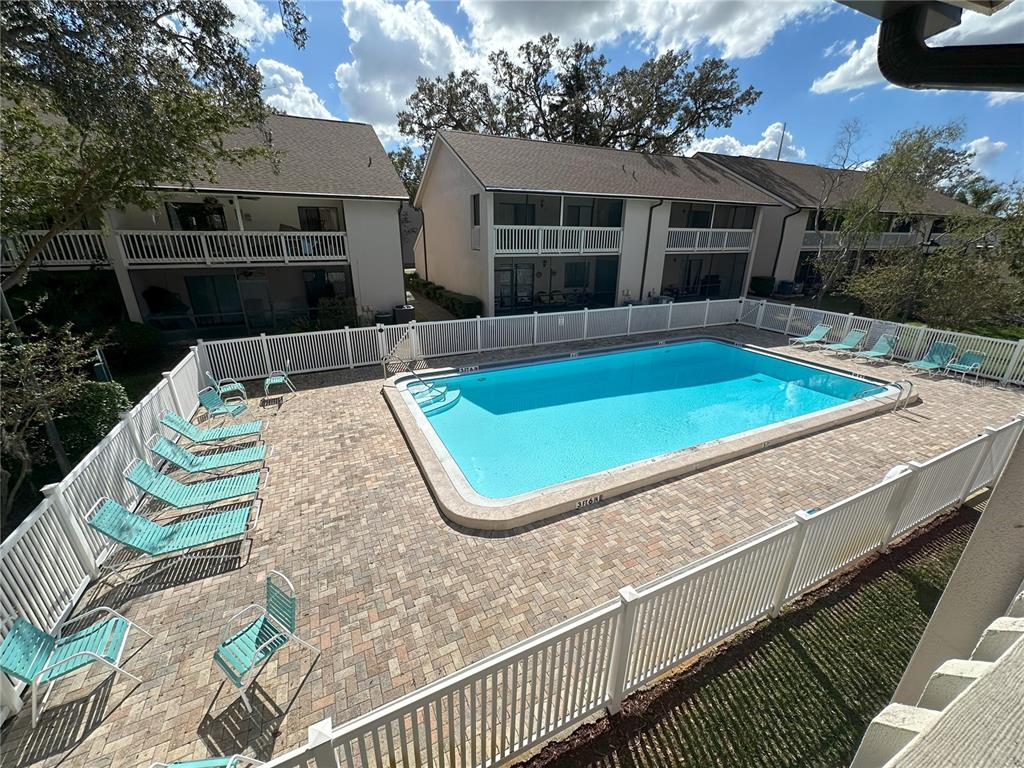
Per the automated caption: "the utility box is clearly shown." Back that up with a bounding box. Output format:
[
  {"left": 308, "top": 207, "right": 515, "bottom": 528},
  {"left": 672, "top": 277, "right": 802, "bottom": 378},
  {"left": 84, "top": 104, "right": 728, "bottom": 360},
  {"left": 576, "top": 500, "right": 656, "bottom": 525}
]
[{"left": 393, "top": 305, "right": 415, "bottom": 324}]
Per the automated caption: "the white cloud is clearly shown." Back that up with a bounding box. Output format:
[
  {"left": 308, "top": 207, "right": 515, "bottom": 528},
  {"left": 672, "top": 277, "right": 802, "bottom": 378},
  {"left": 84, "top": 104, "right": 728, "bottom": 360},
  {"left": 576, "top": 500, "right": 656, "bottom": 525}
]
[
  {"left": 964, "top": 136, "right": 1008, "bottom": 173},
  {"left": 824, "top": 38, "right": 857, "bottom": 58},
  {"left": 225, "top": 0, "right": 284, "bottom": 46},
  {"left": 685, "top": 121, "right": 807, "bottom": 161},
  {"left": 459, "top": 0, "right": 831, "bottom": 60},
  {"left": 987, "top": 91, "right": 1024, "bottom": 106},
  {"left": 812, "top": 1, "right": 1024, "bottom": 94},
  {"left": 258, "top": 59, "right": 336, "bottom": 119},
  {"left": 335, "top": 0, "right": 478, "bottom": 142}
]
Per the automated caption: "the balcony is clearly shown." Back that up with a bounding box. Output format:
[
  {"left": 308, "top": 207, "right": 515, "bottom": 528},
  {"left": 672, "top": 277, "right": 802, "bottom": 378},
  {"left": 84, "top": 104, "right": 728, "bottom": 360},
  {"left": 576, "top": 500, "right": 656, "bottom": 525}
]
[
  {"left": 493, "top": 225, "right": 622, "bottom": 256},
  {"left": 1, "top": 229, "right": 348, "bottom": 271},
  {"left": 665, "top": 228, "right": 754, "bottom": 252},
  {"left": 801, "top": 231, "right": 921, "bottom": 250}
]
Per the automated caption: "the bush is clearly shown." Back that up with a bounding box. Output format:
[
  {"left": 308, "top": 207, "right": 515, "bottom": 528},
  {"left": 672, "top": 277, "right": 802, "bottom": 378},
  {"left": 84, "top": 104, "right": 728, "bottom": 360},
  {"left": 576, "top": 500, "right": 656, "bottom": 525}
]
[
  {"left": 106, "top": 321, "right": 166, "bottom": 370},
  {"left": 55, "top": 380, "right": 131, "bottom": 461},
  {"left": 749, "top": 276, "right": 775, "bottom": 297},
  {"left": 436, "top": 290, "right": 484, "bottom": 319}
]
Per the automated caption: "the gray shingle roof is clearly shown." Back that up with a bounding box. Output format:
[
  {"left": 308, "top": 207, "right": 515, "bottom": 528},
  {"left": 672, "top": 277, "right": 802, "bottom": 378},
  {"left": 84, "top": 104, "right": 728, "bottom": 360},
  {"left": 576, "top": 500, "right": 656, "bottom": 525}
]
[
  {"left": 698, "top": 153, "right": 980, "bottom": 217},
  {"left": 161, "top": 115, "right": 408, "bottom": 199},
  {"left": 437, "top": 131, "right": 778, "bottom": 205}
]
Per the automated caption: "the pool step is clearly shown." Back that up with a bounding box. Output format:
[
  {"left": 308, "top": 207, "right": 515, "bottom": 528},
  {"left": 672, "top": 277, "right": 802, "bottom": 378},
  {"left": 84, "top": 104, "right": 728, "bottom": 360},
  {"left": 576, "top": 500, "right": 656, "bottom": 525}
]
[
  {"left": 410, "top": 382, "right": 448, "bottom": 406},
  {"left": 421, "top": 387, "right": 461, "bottom": 416}
]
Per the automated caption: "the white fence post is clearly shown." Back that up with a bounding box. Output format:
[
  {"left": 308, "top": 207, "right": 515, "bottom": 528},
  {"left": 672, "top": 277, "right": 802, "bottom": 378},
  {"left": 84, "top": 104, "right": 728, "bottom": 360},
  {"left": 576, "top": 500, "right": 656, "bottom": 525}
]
[
  {"left": 41, "top": 483, "right": 99, "bottom": 579},
  {"left": 583, "top": 306, "right": 590, "bottom": 339},
  {"left": 259, "top": 333, "right": 272, "bottom": 376},
  {"left": 119, "top": 411, "right": 148, "bottom": 464},
  {"left": 1001, "top": 339, "right": 1024, "bottom": 385},
  {"left": 409, "top": 320, "right": 421, "bottom": 359},
  {"left": 344, "top": 327, "right": 354, "bottom": 369},
  {"left": 770, "top": 512, "right": 811, "bottom": 615},
  {"left": 879, "top": 464, "right": 922, "bottom": 552},
  {"left": 606, "top": 585, "right": 640, "bottom": 714},
  {"left": 627, "top": 304, "right": 633, "bottom": 335},
  {"left": 196, "top": 338, "right": 210, "bottom": 377},
  {"left": 664, "top": 303, "right": 672, "bottom": 331},
  {"left": 306, "top": 717, "right": 341, "bottom": 768},
  {"left": 783, "top": 304, "right": 796, "bottom": 335},
  {"left": 703, "top": 299, "right": 710, "bottom": 327},
  {"left": 842, "top": 312, "right": 855, "bottom": 337},
  {"left": 755, "top": 299, "right": 767, "bottom": 329},
  {"left": 162, "top": 371, "right": 185, "bottom": 418},
  {"left": 476, "top": 315, "right": 482, "bottom": 351},
  {"left": 961, "top": 428, "right": 996, "bottom": 502},
  {"left": 533, "top": 312, "right": 539, "bottom": 345},
  {"left": 376, "top": 323, "right": 388, "bottom": 359}
]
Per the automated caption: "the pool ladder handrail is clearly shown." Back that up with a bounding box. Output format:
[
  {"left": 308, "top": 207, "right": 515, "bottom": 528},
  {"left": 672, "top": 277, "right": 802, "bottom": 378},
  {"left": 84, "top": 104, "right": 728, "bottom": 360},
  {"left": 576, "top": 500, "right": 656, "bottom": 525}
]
[
  {"left": 891, "top": 379, "right": 914, "bottom": 412},
  {"left": 381, "top": 352, "right": 446, "bottom": 398}
]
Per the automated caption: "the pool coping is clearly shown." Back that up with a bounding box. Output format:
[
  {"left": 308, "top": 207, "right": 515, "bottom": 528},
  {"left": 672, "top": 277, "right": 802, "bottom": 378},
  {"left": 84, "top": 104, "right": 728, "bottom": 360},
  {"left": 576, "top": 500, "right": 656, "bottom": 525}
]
[{"left": 382, "top": 336, "right": 912, "bottom": 531}]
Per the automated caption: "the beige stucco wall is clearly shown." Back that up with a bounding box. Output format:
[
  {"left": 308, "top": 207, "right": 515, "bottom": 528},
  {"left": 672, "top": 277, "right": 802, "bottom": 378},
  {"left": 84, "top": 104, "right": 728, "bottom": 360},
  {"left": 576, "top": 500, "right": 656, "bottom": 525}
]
[
  {"left": 344, "top": 198, "right": 405, "bottom": 312},
  {"left": 617, "top": 198, "right": 660, "bottom": 303},
  {"left": 416, "top": 140, "right": 490, "bottom": 308}
]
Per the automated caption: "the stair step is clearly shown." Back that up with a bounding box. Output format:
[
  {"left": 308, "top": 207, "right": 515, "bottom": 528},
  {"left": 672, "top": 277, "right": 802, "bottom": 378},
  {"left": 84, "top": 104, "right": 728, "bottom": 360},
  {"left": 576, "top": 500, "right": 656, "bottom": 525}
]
[{"left": 421, "top": 387, "right": 461, "bottom": 416}]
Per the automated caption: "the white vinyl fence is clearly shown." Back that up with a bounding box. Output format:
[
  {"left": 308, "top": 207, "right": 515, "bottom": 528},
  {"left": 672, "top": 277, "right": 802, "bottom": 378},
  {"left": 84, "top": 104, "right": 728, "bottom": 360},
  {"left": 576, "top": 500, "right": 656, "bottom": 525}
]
[
  {"left": 196, "top": 298, "right": 1024, "bottom": 388},
  {"left": 264, "top": 415, "right": 1024, "bottom": 768},
  {"left": 0, "top": 349, "right": 204, "bottom": 717}
]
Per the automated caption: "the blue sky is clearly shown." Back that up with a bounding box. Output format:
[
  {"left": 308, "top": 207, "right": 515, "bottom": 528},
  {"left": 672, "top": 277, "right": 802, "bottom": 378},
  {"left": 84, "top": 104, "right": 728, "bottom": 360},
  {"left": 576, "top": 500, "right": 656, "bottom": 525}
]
[{"left": 231, "top": 0, "right": 1023, "bottom": 182}]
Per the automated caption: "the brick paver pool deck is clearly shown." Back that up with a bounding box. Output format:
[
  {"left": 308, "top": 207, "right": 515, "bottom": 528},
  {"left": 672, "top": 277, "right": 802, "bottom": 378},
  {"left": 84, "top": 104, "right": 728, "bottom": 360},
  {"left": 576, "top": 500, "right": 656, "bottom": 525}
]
[{"left": 3, "top": 326, "right": 1022, "bottom": 767}]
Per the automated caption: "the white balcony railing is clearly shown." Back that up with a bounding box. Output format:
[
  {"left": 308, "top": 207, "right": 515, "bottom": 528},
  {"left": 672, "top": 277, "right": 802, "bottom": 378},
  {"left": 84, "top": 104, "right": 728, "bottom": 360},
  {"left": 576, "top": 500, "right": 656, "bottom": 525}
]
[
  {"left": 801, "top": 231, "right": 922, "bottom": 249},
  {"left": 1, "top": 230, "right": 109, "bottom": 269},
  {"left": 665, "top": 228, "right": 754, "bottom": 252},
  {"left": 119, "top": 230, "right": 348, "bottom": 266},
  {"left": 493, "top": 225, "right": 622, "bottom": 255}
]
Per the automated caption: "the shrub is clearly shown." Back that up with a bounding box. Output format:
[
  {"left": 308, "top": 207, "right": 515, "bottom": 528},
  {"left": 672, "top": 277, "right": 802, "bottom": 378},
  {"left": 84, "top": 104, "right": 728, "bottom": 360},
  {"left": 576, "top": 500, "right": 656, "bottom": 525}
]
[
  {"left": 749, "top": 276, "right": 775, "bottom": 297},
  {"left": 106, "top": 321, "right": 165, "bottom": 370},
  {"left": 55, "top": 380, "right": 131, "bottom": 461},
  {"left": 437, "top": 290, "right": 483, "bottom": 319}
]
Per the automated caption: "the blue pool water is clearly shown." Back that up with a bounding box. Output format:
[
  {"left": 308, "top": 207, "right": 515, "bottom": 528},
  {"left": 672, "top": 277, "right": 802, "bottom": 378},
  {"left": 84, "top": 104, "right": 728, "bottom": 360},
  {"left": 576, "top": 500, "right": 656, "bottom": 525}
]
[{"left": 415, "top": 340, "right": 886, "bottom": 499}]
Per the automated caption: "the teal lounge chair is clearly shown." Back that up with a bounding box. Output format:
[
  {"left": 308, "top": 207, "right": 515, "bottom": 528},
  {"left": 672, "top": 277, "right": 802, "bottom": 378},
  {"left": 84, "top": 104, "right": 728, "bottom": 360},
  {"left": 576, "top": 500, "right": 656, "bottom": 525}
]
[
  {"left": 0, "top": 610, "right": 150, "bottom": 727},
  {"left": 214, "top": 572, "right": 319, "bottom": 711},
  {"left": 148, "top": 434, "right": 268, "bottom": 475},
  {"left": 152, "top": 758, "right": 264, "bottom": 768},
  {"left": 198, "top": 387, "right": 250, "bottom": 420},
  {"left": 125, "top": 459, "right": 267, "bottom": 509},
  {"left": 206, "top": 370, "right": 247, "bottom": 399},
  {"left": 87, "top": 497, "right": 260, "bottom": 582},
  {"left": 853, "top": 333, "right": 897, "bottom": 363},
  {"left": 946, "top": 350, "right": 986, "bottom": 383},
  {"left": 822, "top": 328, "right": 868, "bottom": 355},
  {"left": 263, "top": 359, "right": 296, "bottom": 398},
  {"left": 160, "top": 410, "right": 263, "bottom": 444},
  {"left": 789, "top": 323, "right": 831, "bottom": 347},
  {"left": 904, "top": 341, "right": 957, "bottom": 376}
]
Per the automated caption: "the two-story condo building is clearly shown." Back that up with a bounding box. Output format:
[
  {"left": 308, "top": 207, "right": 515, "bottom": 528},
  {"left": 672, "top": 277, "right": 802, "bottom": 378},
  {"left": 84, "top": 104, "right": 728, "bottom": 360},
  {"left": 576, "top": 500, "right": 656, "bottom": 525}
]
[
  {"left": 412, "top": 131, "right": 779, "bottom": 316},
  {"left": 699, "top": 153, "right": 981, "bottom": 294},
  {"left": 1, "top": 115, "right": 409, "bottom": 337}
]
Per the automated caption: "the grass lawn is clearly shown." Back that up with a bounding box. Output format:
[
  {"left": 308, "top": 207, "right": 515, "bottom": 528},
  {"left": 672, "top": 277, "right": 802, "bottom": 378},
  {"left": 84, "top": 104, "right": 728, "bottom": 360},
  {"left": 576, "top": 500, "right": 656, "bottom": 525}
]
[{"left": 518, "top": 508, "right": 975, "bottom": 768}]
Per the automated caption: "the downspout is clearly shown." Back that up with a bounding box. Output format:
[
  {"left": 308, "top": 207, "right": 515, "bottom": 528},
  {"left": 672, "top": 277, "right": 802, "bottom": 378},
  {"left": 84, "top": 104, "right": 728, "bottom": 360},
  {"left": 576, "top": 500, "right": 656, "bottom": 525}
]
[
  {"left": 770, "top": 205, "right": 804, "bottom": 282},
  {"left": 412, "top": 203, "right": 428, "bottom": 282},
  {"left": 638, "top": 199, "right": 664, "bottom": 303}
]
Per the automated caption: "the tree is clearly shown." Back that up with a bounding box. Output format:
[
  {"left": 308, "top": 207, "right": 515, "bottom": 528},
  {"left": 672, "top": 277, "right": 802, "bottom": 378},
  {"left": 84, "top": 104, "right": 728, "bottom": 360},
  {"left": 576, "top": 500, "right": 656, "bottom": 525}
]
[
  {"left": 844, "top": 248, "right": 924, "bottom": 320},
  {"left": 1, "top": 315, "right": 96, "bottom": 524},
  {"left": 398, "top": 34, "right": 761, "bottom": 154},
  {"left": 388, "top": 145, "right": 426, "bottom": 199},
  {"left": 955, "top": 176, "right": 1012, "bottom": 216},
  {"left": 0, "top": 0, "right": 307, "bottom": 289}
]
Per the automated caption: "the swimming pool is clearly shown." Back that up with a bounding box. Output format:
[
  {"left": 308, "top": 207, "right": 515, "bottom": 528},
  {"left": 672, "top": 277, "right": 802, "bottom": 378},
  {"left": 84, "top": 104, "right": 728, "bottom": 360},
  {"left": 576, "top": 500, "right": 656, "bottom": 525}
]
[{"left": 389, "top": 338, "right": 900, "bottom": 529}]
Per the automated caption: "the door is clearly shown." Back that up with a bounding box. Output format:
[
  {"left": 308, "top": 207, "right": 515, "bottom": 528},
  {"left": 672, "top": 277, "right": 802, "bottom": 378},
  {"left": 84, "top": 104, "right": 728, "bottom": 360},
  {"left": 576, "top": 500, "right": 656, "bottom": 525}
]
[
  {"left": 238, "top": 276, "right": 273, "bottom": 329},
  {"left": 185, "top": 274, "right": 243, "bottom": 326},
  {"left": 593, "top": 258, "right": 618, "bottom": 307},
  {"left": 514, "top": 263, "right": 534, "bottom": 308},
  {"left": 495, "top": 263, "right": 535, "bottom": 313},
  {"left": 682, "top": 256, "right": 705, "bottom": 299}
]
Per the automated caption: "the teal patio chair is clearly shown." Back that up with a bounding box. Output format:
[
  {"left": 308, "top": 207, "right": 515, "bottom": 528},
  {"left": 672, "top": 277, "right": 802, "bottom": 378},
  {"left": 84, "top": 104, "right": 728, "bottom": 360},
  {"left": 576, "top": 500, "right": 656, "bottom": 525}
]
[
  {"left": 205, "top": 371, "right": 247, "bottom": 399},
  {"left": 160, "top": 410, "right": 263, "bottom": 444},
  {"left": 152, "top": 757, "right": 264, "bottom": 768},
  {"left": 853, "top": 333, "right": 897, "bottom": 363},
  {"left": 125, "top": 459, "right": 267, "bottom": 509},
  {"left": 213, "top": 571, "right": 320, "bottom": 711},
  {"left": 789, "top": 323, "right": 831, "bottom": 348},
  {"left": 904, "top": 341, "right": 957, "bottom": 376},
  {"left": 822, "top": 328, "right": 868, "bottom": 355},
  {"left": 263, "top": 359, "right": 296, "bottom": 398},
  {"left": 0, "top": 610, "right": 150, "bottom": 727},
  {"left": 198, "top": 387, "right": 250, "bottom": 420},
  {"left": 86, "top": 497, "right": 260, "bottom": 583},
  {"left": 945, "top": 350, "right": 986, "bottom": 383},
  {"left": 148, "top": 434, "right": 268, "bottom": 475}
]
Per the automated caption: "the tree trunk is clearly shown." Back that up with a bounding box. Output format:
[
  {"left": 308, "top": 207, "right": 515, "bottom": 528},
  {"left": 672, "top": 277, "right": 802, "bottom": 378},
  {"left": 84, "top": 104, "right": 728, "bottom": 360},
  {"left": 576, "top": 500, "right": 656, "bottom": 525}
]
[{"left": 1, "top": 224, "right": 66, "bottom": 291}]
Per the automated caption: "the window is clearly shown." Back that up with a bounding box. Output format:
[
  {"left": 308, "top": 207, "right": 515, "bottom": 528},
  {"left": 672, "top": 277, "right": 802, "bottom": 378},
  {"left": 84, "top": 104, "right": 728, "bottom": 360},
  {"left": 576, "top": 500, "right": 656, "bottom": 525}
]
[
  {"left": 298, "top": 206, "right": 342, "bottom": 231},
  {"left": 185, "top": 274, "right": 242, "bottom": 325},
  {"left": 890, "top": 217, "right": 914, "bottom": 233},
  {"left": 806, "top": 209, "right": 843, "bottom": 232},
  {"left": 167, "top": 201, "right": 227, "bottom": 231},
  {"left": 930, "top": 218, "right": 947, "bottom": 235},
  {"left": 669, "top": 202, "right": 714, "bottom": 228},
  {"left": 563, "top": 261, "right": 589, "bottom": 289},
  {"left": 471, "top": 194, "right": 480, "bottom": 226},
  {"left": 712, "top": 205, "right": 756, "bottom": 229}
]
